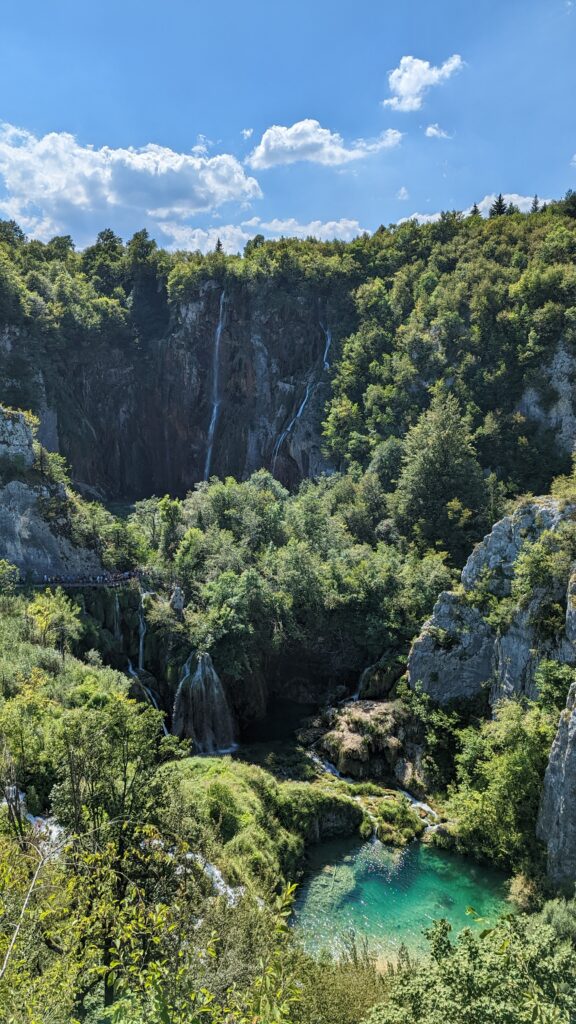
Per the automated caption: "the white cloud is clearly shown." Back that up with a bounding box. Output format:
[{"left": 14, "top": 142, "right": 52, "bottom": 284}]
[
  {"left": 246, "top": 119, "right": 402, "bottom": 169},
  {"left": 159, "top": 216, "right": 368, "bottom": 253},
  {"left": 0, "top": 121, "right": 262, "bottom": 240},
  {"left": 158, "top": 222, "right": 252, "bottom": 253},
  {"left": 399, "top": 193, "right": 551, "bottom": 225},
  {"left": 241, "top": 128, "right": 254, "bottom": 139},
  {"left": 398, "top": 210, "right": 442, "bottom": 225},
  {"left": 473, "top": 193, "right": 548, "bottom": 215},
  {"left": 396, "top": 186, "right": 409, "bottom": 200},
  {"left": 245, "top": 216, "right": 368, "bottom": 240},
  {"left": 425, "top": 123, "right": 451, "bottom": 139},
  {"left": 383, "top": 55, "right": 463, "bottom": 112}
]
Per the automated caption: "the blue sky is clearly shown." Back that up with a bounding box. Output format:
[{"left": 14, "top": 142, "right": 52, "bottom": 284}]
[{"left": 0, "top": 0, "right": 574, "bottom": 251}]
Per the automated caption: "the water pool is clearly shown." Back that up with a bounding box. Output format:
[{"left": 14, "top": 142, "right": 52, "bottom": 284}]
[{"left": 292, "top": 837, "right": 511, "bottom": 960}]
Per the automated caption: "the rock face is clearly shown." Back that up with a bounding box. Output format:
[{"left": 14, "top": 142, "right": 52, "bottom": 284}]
[
  {"left": 537, "top": 683, "right": 576, "bottom": 888},
  {"left": 408, "top": 499, "right": 576, "bottom": 705},
  {"left": 0, "top": 406, "right": 103, "bottom": 576},
  {"left": 518, "top": 342, "right": 576, "bottom": 453},
  {"left": 0, "top": 407, "right": 35, "bottom": 468},
  {"left": 1, "top": 279, "right": 345, "bottom": 498}
]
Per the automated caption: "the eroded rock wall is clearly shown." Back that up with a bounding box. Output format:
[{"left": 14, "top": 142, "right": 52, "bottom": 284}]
[
  {"left": 408, "top": 499, "right": 576, "bottom": 706},
  {"left": 537, "top": 683, "right": 576, "bottom": 888}
]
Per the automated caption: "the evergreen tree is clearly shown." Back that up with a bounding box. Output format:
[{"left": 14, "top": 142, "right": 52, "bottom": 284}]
[
  {"left": 489, "top": 193, "right": 507, "bottom": 217},
  {"left": 469, "top": 202, "right": 480, "bottom": 217},
  {"left": 215, "top": 237, "right": 224, "bottom": 253},
  {"left": 531, "top": 194, "right": 540, "bottom": 213},
  {"left": 391, "top": 389, "right": 488, "bottom": 561}
]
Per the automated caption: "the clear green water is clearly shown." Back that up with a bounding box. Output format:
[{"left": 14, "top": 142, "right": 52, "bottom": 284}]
[{"left": 293, "top": 837, "right": 511, "bottom": 959}]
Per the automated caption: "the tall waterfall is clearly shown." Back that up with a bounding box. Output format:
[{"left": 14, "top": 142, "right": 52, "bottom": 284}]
[
  {"left": 138, "top": 594, "right": 147, "bottom": 671},
  {"left": 113, "top": 592, "right": 122, "bottom": 643},
  {"left": 271, "top": 380, "right": 315, "bottom": 473},
  {"left": 203, "top": 290, "right": 226, "bottom": 480},
  {"left": 172, "top": 652, "right": 235, "bottom": 753},
  {"left": 127, "top": 660, "right": 169, "bottom": 737},
  {"left": 321, "top": 324, "right": 332, "bottom": 370}
]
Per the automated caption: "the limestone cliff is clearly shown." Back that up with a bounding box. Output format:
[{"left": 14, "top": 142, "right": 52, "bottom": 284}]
[
  {"left": 0, "top": 406, "right": 103, "bottom": 576},
  {"left": 408, "top": 499, "right": 576, "bottom": 705},
  {"left": 2, "top": 278, "right": 347, "bottom": 498},
  {"left": 537, "top": 682, "right": 576, "bottom": 888}
]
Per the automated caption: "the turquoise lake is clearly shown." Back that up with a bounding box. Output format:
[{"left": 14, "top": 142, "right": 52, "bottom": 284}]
[{"left": 292, "top": 837, "right": 511, "bottom": 960}]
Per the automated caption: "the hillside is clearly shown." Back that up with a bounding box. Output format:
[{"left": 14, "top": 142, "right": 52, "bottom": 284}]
[
  {"left": 2, "top": 199, "right": 576, "bottom": 1024},
  {"left": 1, "top": 195, "right": 576, "bottom": 501}
]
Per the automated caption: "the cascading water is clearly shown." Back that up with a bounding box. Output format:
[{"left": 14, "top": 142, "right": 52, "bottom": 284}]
[
  {"left": 172, "top": 652, "right": 235, "bottom": 753},
  {"left": 113, "top": 592, "right": 122, "bottom": 643},
  {"left": 321, "top": 324, "right": 332, "bottom": 370},
  {"left": 271, "top": 321, "right": 332, "bottom": 473},
  {"left": 138, "top": 591, "right": 154, "bottom": 671},
  {"left": 271, "top": 380, "right": 315, "bottom": 473},
  {"left": 203, "top": 290, "right": 226, "bottom": 481},
  {"left": 127, "top": 660, "right": 169, "bottom": 737}
]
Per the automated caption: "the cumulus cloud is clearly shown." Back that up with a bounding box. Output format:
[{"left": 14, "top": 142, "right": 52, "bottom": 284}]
[
  {"left": 159, "top": 216, "right": 368, "bottom": 253},
  {"left": 246, "top": 119, "right": 401, "bottom": 169},
  {"left": 398, "top": 210, "right": 442, "bottom": 225},
  {"left": 425, "top": 123, "right": 451, "bottom": 139},
  {"left": 158, "top": 222, "right": 253, "bottom": 253},
  {"left": 383, "top": 55, "right": 463, "bottom": 112},
  {"left": 241, "top": 128, "right": 254, "bottom": 139},
  {"left": 396, "top": 186, "right": 409, "bottom": 200},
  {"left": 399, "top": 193, "right": 551, "bottom": 225},
  {"left": 245, "top": 216, "right": 367, "bottom": 240},
  {"left": 0, "top": 121, "right": 262, "bottom": 240},
  {"left": 473, "top": 193, "right": 549, "bottom": 215}
]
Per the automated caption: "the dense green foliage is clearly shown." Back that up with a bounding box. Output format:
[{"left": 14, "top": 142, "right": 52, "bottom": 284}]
[{"left": 2, "top": 199, "right": 576, "bottom": 1020}]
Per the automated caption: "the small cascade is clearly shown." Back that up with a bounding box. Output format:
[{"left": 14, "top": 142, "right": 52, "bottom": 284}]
[
  {"left": 127, "top": 660, "right": 169, "bottom": 736},
  {"left": 320, "top": 323, "right": 332, "bottom": 370},
  {"left": 203, "top": 290, "right": 226, "bottom": 480},
  {"left": 172, "top": 652, "right": 236, "bottom": 753},
  {"left": 271, "top": 380, "right": 315, "bottom": 473}
]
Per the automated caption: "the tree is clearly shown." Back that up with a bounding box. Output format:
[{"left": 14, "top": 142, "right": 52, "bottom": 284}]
[
  {"left": 469, "top": 202, "right": 480, "bottom": 216},
  {"left": 531, "top": 194, "right": 540, "bottom": 214},
  {"left": 489, "top": 193, "right": 507, "bottom": 217},
  {"left": 0, "top": 560, "right": 19, "bottom": 595},
  {"left": 391, "top": 389, "right": 488, "bottom": 561},
  {"left": 215, "top": 237, "right": 224, "bottom": 254},
  {"left": 28, "top": 588, "right": 82, "bottom": 660}
]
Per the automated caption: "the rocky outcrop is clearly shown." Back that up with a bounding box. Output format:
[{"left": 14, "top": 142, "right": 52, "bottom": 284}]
[
  {"left": 303, "top": 700, "right": 428, "bottom": 793},
  {"left": 408, "top": 499, "right": 576, "bottom": 705},
  {"left": 537, "top": 683, "right": 576, "bottom": 888},
  {"left": 0, "top": 406, "right": 35, "bottom": 468},
  {"left": 1, "top": 279, "right": 346, "bottom": 498},
  {"left": 518, "top": 342, "right": 576, "bottom": 453},
  {"left": 0, "top": 406, "right": 103, "bottom": 577}
]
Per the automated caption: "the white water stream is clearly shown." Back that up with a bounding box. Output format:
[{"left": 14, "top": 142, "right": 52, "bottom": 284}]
[{"left": 203, "top": 290, "right": 226, "bottom": 480}]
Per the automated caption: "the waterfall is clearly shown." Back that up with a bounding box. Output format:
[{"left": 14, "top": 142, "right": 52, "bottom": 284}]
[
  {"left": 203, "top": 290, "right": 226, "bottom": 480},
  {"left": 172, "top": 652, "right": 235, "bottom": 754},
  {"left": 127, "top": 660, "right": 169, "bottom": 737},
  {"left": 137, "top": 591, "right": 154, "bottom": 671},
  {"left": 321, "top": 324, "right": 332, "bottom": 370},
  {"left": 271, "top": 380, "right": 315, "bottom": 473},
  {"left": 113, "top": 592, "right": 122, "bottom": 643}
]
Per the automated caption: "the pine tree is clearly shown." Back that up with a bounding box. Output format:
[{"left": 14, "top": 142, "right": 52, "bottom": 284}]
[
  {"left": 215, "top": 237, "right": 224, "bottom": 254},
  {"left": 531, "top": 194, "right": 540, "bottom": 214},
  {"left": 392, "top": 389, "right": 488, "bottom": 560},
  {"left": 489, "top": 193, "right": 507, "bottom": 217},
  {"left": 470, "top": 203, "right": 480, "bottom": 217}
]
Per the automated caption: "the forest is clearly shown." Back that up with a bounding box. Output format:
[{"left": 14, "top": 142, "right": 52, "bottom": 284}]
[{"left": 1, "top": 194, "right": 576, "bottom": 1023}]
